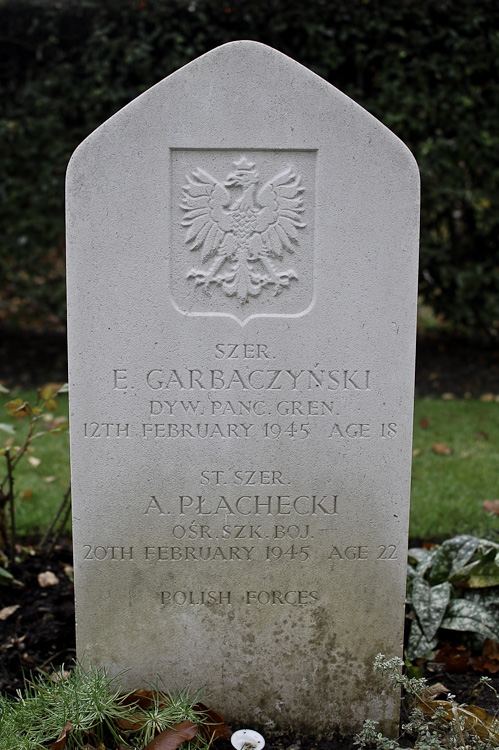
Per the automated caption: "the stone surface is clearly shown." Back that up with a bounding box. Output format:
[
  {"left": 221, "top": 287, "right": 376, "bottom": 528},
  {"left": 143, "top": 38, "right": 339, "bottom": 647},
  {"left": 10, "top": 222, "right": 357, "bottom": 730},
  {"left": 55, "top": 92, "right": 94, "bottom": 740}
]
[{"left": 66, "top": 41, "right": 419, "bottom": 734}]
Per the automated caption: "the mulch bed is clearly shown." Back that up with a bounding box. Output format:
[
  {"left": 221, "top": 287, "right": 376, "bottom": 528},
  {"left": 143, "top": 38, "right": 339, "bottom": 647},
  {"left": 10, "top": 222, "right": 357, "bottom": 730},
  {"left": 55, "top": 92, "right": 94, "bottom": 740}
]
[{"left": 0, "top": 540, "right": 75, "bottom": 695}]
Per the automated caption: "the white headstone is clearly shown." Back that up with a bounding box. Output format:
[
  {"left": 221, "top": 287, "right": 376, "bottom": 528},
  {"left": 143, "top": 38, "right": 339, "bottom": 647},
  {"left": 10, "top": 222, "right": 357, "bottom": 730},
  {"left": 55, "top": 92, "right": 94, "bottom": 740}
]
[{"left": 66, "top": 41, "right": 419, "bottom": 735}]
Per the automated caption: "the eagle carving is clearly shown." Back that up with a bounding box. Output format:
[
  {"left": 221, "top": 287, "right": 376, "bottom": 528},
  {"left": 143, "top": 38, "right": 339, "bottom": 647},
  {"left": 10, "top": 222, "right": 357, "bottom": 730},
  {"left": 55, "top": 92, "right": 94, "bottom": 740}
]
[{"left": 181, "top": 156, "right": 306, "bottom": 304}]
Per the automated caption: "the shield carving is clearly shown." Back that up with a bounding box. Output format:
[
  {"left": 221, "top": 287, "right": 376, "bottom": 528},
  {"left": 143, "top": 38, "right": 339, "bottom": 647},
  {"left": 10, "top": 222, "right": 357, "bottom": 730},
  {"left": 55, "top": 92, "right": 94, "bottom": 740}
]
[{"left": 170, "top": 149, "right": 315, "bottom": 325}]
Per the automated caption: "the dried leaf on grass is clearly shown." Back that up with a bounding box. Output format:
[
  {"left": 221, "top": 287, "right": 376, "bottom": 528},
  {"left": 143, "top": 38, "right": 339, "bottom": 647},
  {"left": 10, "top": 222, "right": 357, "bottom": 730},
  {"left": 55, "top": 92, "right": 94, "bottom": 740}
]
[
  {"left": 143, "top": 720, "right": 198, "bottom": 750},
  {"left": 483, "top": 500, "right": 499, "bottom": 515},
  {"left": 117, "top": 688, "right": 170, "bottom": 730},
  {"left": 50, "top": 722, "right": 72, "bottom": 750},
  {"left": 432, "top": 443, "right": 452, "bottom": 455},
  {"left": 480, "top": 392, "right": 496, "bottom": 402},
  {"left": 195, "top": 704, "right": 233, "bottom": 742}
]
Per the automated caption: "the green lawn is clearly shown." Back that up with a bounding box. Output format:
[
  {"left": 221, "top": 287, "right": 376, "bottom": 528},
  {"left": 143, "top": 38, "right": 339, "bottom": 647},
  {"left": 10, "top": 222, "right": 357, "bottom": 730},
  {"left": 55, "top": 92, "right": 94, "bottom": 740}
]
[
  {"left": 0, "top": 389, "right": 70, "bottom": 537},
  {"left": 1, "top": 390, "right": 498, "bottom": 540},
  {"left": 411, "top": 398, "right": 499, "bottom": 539}
]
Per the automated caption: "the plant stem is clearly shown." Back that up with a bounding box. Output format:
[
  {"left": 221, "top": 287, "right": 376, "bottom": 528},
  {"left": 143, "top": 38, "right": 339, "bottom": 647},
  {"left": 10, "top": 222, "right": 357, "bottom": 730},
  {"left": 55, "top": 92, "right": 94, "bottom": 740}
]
[
  {"left": 6, "top": 449, "right": 15, "bottom": 563},
  {"left": 41, "top": 484, "right": 71, "bottom": 554}
]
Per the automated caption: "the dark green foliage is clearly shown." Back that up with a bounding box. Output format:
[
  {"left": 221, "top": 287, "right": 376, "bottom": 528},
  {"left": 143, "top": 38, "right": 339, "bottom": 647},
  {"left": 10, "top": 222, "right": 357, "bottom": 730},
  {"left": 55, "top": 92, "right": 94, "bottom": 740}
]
[{"left": 1, "top": 0, "right": 499, "bottom": 334}]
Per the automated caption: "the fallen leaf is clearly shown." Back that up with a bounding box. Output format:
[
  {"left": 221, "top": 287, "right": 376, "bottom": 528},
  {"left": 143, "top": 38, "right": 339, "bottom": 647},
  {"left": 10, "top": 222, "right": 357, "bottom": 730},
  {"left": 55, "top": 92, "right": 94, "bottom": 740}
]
[
  {"left": 195, "top": 705, "right": 232, "bottom": 742},
  {"left": 432, "top": 443, "right": 452, "bottom": 455},
  {"left": 474, "top": 431, "right": 489, "bottom": 440},
  {"left": 28, "top": 456, "right": 41, "bottom": 467},
  {"left": 480, "top": 393, "right": 496, "bottom": 402},
  {"left": 419, "top": 417, "right": 430, "bottom": 429},
  {"left": 0, "top": 604, "right": 20, "bottom": 620},
  {"left": 434, "top": 645, "right": 471, "bottom": 673},
  {"left": 412, "top": 448, "right": 421, "bottom": 457},
  {"left": 483, "top": 639, "right": 499, "bottom": 661},
  {"left": 442, "top": 392, "right": 455, "bottom": 400},
  {"left": 143, "top": 721, "right": 198, "bottom": 750},
  {"left": 44, "top": 476, "right": 56, "bottom": 483},
  {"left": 20, "top": 488, "right": 32, "bottom": 500},
  {"left": 483, "top": 500, "right": 499, "bottom": 515},
  {"left": 38, "top": 571, "right": 59, "bottom": 587},
  {"left": 420, "top": 682, "right": 450, "bottom": 699},
  {"left": 415, "top": 696, "right": 499, "bottom": 742},
  {"left": 50, "top": 721, "right": 72, "bottom": 750}
]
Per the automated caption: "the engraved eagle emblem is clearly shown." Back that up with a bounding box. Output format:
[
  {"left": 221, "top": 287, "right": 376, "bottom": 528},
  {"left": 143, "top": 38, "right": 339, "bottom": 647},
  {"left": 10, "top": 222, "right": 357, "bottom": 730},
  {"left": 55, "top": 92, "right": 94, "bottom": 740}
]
[{"left": 181, "top": 156, "right": 306, "bottom": 303}]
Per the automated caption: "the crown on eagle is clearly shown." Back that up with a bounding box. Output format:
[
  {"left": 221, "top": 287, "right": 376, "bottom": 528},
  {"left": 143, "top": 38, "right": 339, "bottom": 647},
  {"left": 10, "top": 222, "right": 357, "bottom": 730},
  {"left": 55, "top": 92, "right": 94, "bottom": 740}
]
[{"left": 233, "top": 156, "right": 256, "bottom": 171}]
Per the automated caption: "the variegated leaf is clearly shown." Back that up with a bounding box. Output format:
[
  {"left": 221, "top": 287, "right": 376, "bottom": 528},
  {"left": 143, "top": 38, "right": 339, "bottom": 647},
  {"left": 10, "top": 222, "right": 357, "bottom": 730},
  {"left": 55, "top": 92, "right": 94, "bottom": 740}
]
[
  {"left": 450, "top": 536, "right": 479, "bottom": 575},
  {"left": 427, "top": 544, "right": 454, "bottom": 585},
  {"left": 407, "top": 617, "right": 438, "bottom": 660},
  {"left": 440, "top": 599, "right": 499, "bottom": 641},
  {"left": 412, "top": 577, "right": 451, "bottom": 641}
]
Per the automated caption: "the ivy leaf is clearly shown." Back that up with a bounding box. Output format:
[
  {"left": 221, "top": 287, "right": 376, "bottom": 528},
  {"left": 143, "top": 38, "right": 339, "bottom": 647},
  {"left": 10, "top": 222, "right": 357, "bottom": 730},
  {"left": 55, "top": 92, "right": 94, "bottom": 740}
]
[
  {"left": 412, "top": 577, "right": 451, "bottom": 641},
  {"left": 440, "top": 599, "right": 499, "bottom": 641}
]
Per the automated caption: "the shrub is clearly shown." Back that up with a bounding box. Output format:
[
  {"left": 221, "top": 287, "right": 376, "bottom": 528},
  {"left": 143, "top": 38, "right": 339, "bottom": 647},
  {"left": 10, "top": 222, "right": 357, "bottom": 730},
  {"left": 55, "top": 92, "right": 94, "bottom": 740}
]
[{"left": 1, "top": 0, "right": 499, "bottom": 335}]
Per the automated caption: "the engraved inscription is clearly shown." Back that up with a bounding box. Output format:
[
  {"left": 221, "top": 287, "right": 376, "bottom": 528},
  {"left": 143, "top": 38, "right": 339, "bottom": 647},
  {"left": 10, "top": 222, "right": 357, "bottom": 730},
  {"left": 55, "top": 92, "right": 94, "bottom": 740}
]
[
  {"left": 182, "top": 156, "right": 305, "bottom": 303},
  {"left": 161, "top": 591, "right": 232, "bottom": 606}
]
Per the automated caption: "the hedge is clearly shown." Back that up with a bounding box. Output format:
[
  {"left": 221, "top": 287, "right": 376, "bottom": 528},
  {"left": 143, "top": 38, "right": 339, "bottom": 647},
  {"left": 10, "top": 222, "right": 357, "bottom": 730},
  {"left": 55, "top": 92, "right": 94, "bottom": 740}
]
[{"left": 1, "top": 0, "right": 499, "bottom": 335}]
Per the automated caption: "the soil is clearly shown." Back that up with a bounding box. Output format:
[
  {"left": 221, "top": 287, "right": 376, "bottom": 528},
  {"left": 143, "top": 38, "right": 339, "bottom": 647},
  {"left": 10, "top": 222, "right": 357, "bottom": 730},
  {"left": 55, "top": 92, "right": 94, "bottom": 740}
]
[{"left": 1, "top": 328, "right": 499, "bottom": 747}]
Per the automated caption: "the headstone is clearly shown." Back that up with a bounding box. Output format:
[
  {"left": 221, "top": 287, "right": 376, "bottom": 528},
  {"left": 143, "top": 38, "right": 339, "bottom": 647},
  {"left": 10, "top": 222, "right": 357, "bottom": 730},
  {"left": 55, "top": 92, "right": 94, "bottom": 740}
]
[{"left": 66, "top": 41, "right": 419, "bottom": 735}]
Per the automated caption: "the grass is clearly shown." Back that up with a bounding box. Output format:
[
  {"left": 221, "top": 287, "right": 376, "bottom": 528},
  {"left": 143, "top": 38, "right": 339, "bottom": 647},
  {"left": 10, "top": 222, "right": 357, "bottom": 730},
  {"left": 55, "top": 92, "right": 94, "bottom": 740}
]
[
  {"left": 0, "top": 389, "right": 70, "bottom": 537},
  {"left": 411, "top": 398, "right": 499, "bottom": 540},
  {"left": 1, "top": 389, "right": 498, "bottom": 541}
]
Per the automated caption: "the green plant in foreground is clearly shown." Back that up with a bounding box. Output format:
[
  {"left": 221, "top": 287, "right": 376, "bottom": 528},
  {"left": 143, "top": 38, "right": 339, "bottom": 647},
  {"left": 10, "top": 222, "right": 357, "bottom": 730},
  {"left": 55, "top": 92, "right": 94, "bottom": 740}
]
[
  {"left": 355, "top": 655, "right": 499, "bottom": 750},
  {"left": 0, "top": 663, "right": 218, "bottom": 750},
  {"left": 0, "top": 664, "right": 130, "bottom": 749},
  {"left": 406, "top": 535, "right": 499, "bottom": 660}
]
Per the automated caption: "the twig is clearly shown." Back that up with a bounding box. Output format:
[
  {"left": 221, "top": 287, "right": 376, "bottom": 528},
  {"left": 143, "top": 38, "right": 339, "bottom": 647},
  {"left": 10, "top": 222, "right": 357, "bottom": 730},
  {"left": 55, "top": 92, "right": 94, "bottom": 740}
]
[
  {"left": 41, "top": 484, "right": 71, "bottom": 555},
  {"left": 6, "top": 449, "right": 15, "bottom": 563}
]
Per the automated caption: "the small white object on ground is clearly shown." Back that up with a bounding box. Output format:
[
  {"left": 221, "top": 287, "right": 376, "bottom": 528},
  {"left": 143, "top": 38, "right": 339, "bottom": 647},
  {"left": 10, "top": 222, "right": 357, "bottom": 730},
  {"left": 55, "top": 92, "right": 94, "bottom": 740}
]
[{"left": 231, "top": 729, "right": 265, "bottom": 750}]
